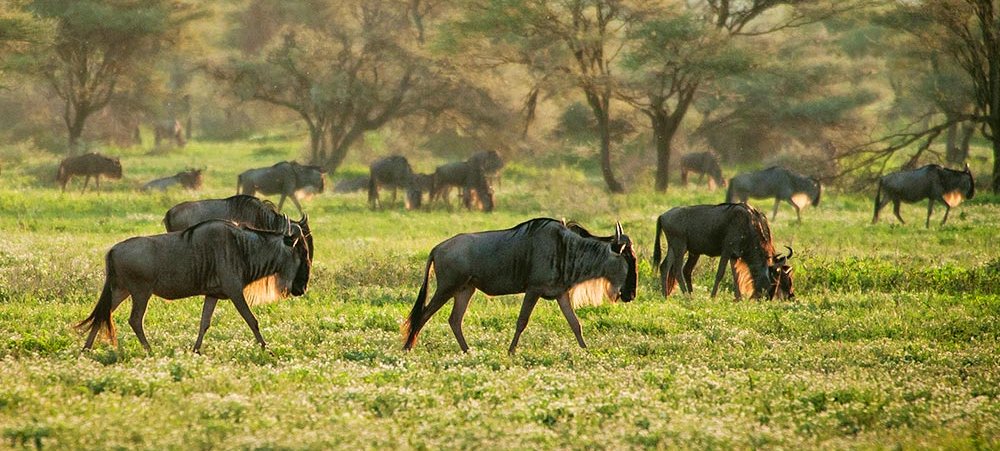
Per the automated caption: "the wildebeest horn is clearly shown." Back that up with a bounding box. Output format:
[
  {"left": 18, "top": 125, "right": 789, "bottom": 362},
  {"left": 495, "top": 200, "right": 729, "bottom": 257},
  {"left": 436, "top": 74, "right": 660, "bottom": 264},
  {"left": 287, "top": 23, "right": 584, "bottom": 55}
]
[
  {"left": 964, "top": 162, "right": 971, "bottom": 173},
  {"left": 784, "top": 246, "right": 793, "bottom": 260},
  {"left": 615, "top": 221, "right": 623, "bottom": 240}
]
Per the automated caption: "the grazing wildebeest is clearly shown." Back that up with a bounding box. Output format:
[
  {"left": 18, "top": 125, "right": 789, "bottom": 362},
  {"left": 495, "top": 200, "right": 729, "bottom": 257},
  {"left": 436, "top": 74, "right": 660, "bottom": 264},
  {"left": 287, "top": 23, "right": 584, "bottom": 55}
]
[
  {"left": 334, "top": 176, "right": 370, "bottom": 193},
  {"left": 237, "top": 161, "right": 326, "bottom": 215},
  {"left": 368, "top": 155, "right": 423, "bottom": 210},
  {"left": 153, "top": 119, "right": 186, "bottom": 148},
  {"left": 142, "top": 168, "right": 203, "bottom": 192},
  {"left": 680, "top": 151, "right": 726, "bottom": 190},
  {"left": 461, "top": 165, "right": 495, "bottom": 212},
  {"left": 77, "top": 219, "right": 312, "bottom": 353},
  {"left": 726, "top": 166, "right": 822, "bottom": 222},
  {"left": 401, "top": 218, "right": 637, "bottom": 354},
  {"left": 56, "top": 152, "right": 123, "bottom": 192},
  {"left": 872, "top": 163, "right": 975, "bottom": 228},
  {"left": 163, "top": 195, "right": 313, "bottom": 257},
  {"left": 653, "top": 203, "right": 794, "bottom": 300},
  {"left": 430, "top": 150, "right": 504, "bottom": 209}
]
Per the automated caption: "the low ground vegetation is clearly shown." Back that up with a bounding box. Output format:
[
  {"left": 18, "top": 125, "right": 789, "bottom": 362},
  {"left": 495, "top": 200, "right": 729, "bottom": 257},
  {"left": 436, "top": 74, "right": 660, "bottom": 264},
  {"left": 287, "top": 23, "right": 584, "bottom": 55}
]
[{"left": 0, "top": 140, "right": 998, "bottom": 449}]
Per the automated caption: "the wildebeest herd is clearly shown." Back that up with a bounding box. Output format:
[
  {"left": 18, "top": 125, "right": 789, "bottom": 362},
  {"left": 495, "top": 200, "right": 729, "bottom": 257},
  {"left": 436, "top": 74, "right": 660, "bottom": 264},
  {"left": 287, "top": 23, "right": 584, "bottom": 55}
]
[{"left": 62, "top": 148, "right": 978, "bottom": 353}]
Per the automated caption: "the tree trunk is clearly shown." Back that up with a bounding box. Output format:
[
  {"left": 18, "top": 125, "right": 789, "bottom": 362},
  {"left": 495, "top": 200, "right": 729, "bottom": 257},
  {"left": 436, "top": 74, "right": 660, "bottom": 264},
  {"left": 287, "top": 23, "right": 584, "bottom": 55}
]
[
  {"left": 992, "top": 133, "right": 1000, "bottom": 193},
  {"left": 67, "top": 111, "right": 88, "bottom": 154},
  {"left": 958, "top": 121, "right": 974, "bottom": 162},
  {"left": 652, "top": 110, "right": 677, "bottom": 192},
  {"left": 585, "top": 91, "right": 624, "bottom": 193},
  {"left": 946, "top": 121, "right": 961, "bottom": 164}
]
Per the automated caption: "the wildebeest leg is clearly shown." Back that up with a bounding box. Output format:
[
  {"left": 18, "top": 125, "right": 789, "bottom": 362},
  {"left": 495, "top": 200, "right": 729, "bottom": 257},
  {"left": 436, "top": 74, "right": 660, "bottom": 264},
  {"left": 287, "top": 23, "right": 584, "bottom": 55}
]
[
  {"left": 556, "top": 293, "right": 586, "bottom": 349},
  {"left": 926, "top": 199, "right": 934, "bottom": 228},
  {"left": 230, "top": 293, "right": 268, "bottom": 349},
  {"left": 288, "top": 194, "right": 305, "bottom": 216},
  {"left": 941, "top": 201, "right": 951, "bottom": 226},
  {"left": 448, "top": 286, "right": 475, "bottom": 352},
  {"left": 682, "top": 254, "right": 700, "bottom": 293},
  {"left": 670, "top": 247, "right": 688, "bottom": 294},
  {"left": 192, "top": 296, "right": 219, "bottom": 353},
  {"left": 127, "top": 291, "right": 153, "bottom": 352},
  {"left": 789, "top": 198, "right": 802, "bottom": 223},
  {"left": 508, "top": 292, "right": 540, "bottom": 354},
  {"left": 892, "top": 200, "right": 905, "bottom": 224},
  {"left": 83, "top": 288, "right": 130, "bottom": 349},
  {"left": 710, "top": 256, "right": 729, "bottom": 298},
  {"left": 729, "top": 262, "right": 742, "bottom": 300},
  {"left": 771, "top": 198, "right": 781, "bottom": 220},
  {"left": 81, "top": 175, "right": 91, "bottom": 193},
  {"left": 681, "top": 169, "right": 688, "bottom": 186},
  {"left": 277, "top": 194, "right": 287, "bottom": 212},
  {"left": 95, "top": 175, "right": 101, "bottom": 191}
]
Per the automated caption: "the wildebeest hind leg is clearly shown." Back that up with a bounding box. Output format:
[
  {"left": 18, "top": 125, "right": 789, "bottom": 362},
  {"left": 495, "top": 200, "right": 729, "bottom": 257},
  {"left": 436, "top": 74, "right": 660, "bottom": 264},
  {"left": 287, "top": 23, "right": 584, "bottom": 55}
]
[
  {"left": 127, "top": 291, "right": 153, "bottom": 352},
  {"left": 509, "top": 292, "right": 540, "bottom": 354},
  {"left": 556, "top": 293, "right": 586, "bottom": 349},
  {"left": 710, "top": 256, "right": 729, "bottom": 298},
  {"left": 448, "top": 286, "right": 475, "bottom": 352},
  {"left": 230, "top": 293, "right": 268, "bottom": 350},
  {"left": 682, "top": 254, "right": 700, "bottom": 293},
  {"left": 926, "top": 199, "right": 935, "bottom": 228},
  {"left": 941, "top": 203, "right": 951, "bottom": 226},
  {"left": 193, "top": 297, "right": 219, "bottom": 353}
]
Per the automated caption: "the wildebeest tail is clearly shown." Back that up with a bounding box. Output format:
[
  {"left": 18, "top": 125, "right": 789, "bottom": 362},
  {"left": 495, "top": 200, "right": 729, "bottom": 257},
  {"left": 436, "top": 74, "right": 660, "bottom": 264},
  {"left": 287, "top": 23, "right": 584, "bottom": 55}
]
[
  {"left": 76, "top": 250, "right": 118, "bottom": 347},
  {"left": 652, "top": 217, "right": 664, "bottom": 271},
  {"left": 401, "top": 256, "right": 433, "bottom": 349}
]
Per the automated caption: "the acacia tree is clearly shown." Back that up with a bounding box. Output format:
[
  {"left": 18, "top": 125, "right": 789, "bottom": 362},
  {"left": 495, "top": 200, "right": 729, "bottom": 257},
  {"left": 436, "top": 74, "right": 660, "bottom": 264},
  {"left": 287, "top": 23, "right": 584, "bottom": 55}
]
[
  {"left": 25, "top": 0, "right": 201, "bottom": 152},
  {"left": 0, "top": 1, "right": 48, "bottom": 87},
  {"left": 452, "top": 0, "right": 641, "bottom": 193},
  {"left": 861, "top": 0, "right": 1000, "bottom": 192},
  {"left": 621, "top": 0, "right": 863, "bottom": 191}
]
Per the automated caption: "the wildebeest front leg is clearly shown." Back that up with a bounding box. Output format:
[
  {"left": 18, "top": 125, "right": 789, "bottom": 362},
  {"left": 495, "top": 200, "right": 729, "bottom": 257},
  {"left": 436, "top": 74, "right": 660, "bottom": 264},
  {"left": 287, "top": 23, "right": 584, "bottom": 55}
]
[
  {"left": 128, "top": 291, "right": 153, "bottom": 352},
  {"left": 556, "top": 293, "right": 586, "bottom": 349},
  {"left": 729, "top": 261, "right": 743, "bottom": 300},
  {"left": 193, "top": 296, "right": 219, "bottom": 353},
  {"left": 81, "top": 175, "right": 91, "bottom": 193},
  {"left": 288, "top": 194, "right": 305, "bottom": 216},
  {"left": 449, "top": 286, "right": 475, "bottom": 352},
  {"left": 892, "top": 200, "right": 905, "bottom": 224},
  {"left": 229, "top": 292, "right": 268, "bottom": 350},
  {"left": 941, "top": 201, "right": 952, "bottom": 226},
  {"left": 710, "top": 256, "right": 729, "bottom": 298},
  {"left": 771, "top": 198, "right": 781, "bottom": 221},
  {"left": 509, "top": 292, "right": 540, "bottom": 354}
]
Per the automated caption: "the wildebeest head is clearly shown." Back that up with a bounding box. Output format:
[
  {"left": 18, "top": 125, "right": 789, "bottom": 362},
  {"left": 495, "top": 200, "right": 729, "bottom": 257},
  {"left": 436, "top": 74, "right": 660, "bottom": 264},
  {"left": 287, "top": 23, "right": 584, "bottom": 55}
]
[
  {"left": 767, "top": 246, "right": 795, "bottom": 300},
  {"left": 283, "top": 218, "right": 312, "bottom": 296},
  {"left": 470, "top": 150, "right": 504, "bottom": 174},
  {"left": 292, "top": 162, "right": 326, "bottom": 194},
  {"left": 612, "top": 222, "right": 638, "bottom": 302},
  {"left": 178, "top": 168, "right": 203, "bottom": 189}
]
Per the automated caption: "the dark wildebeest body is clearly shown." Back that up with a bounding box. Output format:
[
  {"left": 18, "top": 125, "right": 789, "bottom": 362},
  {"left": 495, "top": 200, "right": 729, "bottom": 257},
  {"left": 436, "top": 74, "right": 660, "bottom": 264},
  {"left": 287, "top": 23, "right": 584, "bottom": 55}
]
[
  {"left": 368, "top": 155, "right": 423, "bottom": 209},
  {"left": 872, "top": 164, "right": 975, "bottom": 228},
  {"left": 57, "top": 152, "right": 123, "bottom": 192},
  {"left": 142, "top": 169, "right": 202, "bottom": 192},
  {"left": 153, "top": 119, "right": 186, "bottom": 148},
  {"left": 237, "top": 161, "right": 326, "bottom": 215},
  {"left": 77, "top": 219, "right": 312, "bottom": 353},
  {"left": 680, "top": 151, "right": 726, "bottom": 189},
  {"left": 431, "top": 150, "right": 503, "bottom": 210},
  {"left": 653, "top": 203, "right": 794, "bottom": 300},
  {"left": 726, "top": 166, "right": 822, "bottom": 222},
  {"left": 402, "top": 218, "right": 637, "bottom": 354},
  {"left": 334, "top": 176, "right": 370, "bottom": 193}
]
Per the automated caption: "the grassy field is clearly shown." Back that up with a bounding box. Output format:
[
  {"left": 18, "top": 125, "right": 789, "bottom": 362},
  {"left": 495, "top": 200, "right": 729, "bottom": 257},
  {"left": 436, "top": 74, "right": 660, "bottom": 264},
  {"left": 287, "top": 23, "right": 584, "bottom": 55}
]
[{"left": 1, "top": 139, "right": 999, "bottom": 449}]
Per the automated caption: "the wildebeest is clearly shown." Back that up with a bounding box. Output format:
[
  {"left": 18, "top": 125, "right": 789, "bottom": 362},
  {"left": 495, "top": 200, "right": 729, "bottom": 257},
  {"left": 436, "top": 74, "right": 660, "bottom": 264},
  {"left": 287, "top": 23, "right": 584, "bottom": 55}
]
[
  {"left": 401, "top": 218, "right": 637, "bottom": 354},
  {"left": 726, "top": 166, "right": 822, "bottom": 222},
  {"left": 680, "top": 151, "right": 726, "bottom": 190},
  {"left": 77, "top": 219, "right": 312, "bottom": 353},
  {"left": 237, "top": 161, "right": 326, "bottom": 215},
  {"left": 872, "top": 163, "right": 975, "bottom": 228},
  {"left": 142, "top": 168, "right": 203, "bottom": 192},
  {"left": 368, "top": 155, "right": 424, "bottom": 210},
  {"left": 56, "top": 152, "right": 123, "bottom": 192},
  {"left": 430, "top": 150, "right": 504, "bottom": 210},
  {"left": 333, "top": 176, "right": 370, "bottom": 193},
  {"left": 153, "top": 119, "right": 186, "bottom": 148},
  {"left": 653, "top": 203, "right": 794, "bottom": 300},
  {"left": 163, "top": 195, "right": 312, "bottom": 254}
]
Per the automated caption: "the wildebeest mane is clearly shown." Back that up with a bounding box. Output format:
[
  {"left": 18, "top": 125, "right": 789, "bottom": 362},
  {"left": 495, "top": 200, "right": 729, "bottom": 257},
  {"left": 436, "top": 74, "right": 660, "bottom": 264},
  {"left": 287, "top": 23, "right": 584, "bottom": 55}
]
[{"left": 730, "top": 204, "right": 774, "bottom": 297}]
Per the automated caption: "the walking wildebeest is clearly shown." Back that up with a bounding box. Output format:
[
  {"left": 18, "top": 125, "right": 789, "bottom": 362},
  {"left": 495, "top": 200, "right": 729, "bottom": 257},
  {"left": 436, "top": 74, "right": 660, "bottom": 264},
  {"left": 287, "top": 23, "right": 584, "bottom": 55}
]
[
  {"left": 430, "top": 150, "right": 504, "bottom": 209},
  {"left": 680, "top": 151, "right": 726, "bottom": 190},
  {"left": 153, "top": 119, "right": 186, "bottom": 148},
  {"left": 872, "top": 163, "right": 975, "bottom": 228},
  {"left": 401, "top": 218, "right": 637, "bottom": 354},
  {"left": 726, "top": 166, "right": 822, "bottom": 222},
  {"left": 77, "top": 219, "right": 312, "bottom": 353},
  {"left": 56, "top": 152, "right": 123, "bottom": 192},
  {"left": 237, "top": 161, "right": 326, "bottom": 215},
  {"left": 368, "top": 155, "right": 423, "bottom": 210},
  {"left": 653, "top": 203, "right": 794, "bottom": 300},
  {"left": 142, "top": 168, "right": 203, "bottom": 192}
]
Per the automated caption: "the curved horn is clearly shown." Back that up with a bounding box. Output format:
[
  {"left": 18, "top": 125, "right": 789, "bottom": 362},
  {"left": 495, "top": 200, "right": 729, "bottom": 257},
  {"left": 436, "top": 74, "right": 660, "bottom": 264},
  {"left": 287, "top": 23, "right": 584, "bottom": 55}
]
[
  {"left": 964, "top": 162, "right": 971, "bottom": 173},
  {"left": 784, "top": 246, "right": 794, "bottom": 260},
  {"left": 615, "top": 221, "right": 623, "bottom": 240}
]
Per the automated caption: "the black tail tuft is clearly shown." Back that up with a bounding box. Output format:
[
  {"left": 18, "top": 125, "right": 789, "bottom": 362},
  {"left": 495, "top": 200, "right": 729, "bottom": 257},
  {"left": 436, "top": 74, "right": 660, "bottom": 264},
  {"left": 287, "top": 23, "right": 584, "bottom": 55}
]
[
  {"left": 402, "top": 257, "right": 433, "bottom": 349},
  {"left": 77, "top": 251, "right": 118, "bottom": 347}
]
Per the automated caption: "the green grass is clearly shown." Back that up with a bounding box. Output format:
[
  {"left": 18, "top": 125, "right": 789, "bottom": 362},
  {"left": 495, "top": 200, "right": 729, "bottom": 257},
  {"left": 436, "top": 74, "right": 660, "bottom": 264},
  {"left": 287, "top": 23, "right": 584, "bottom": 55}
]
[{"left": 0, "top": 140, "right": 998, "bottom": 449}]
